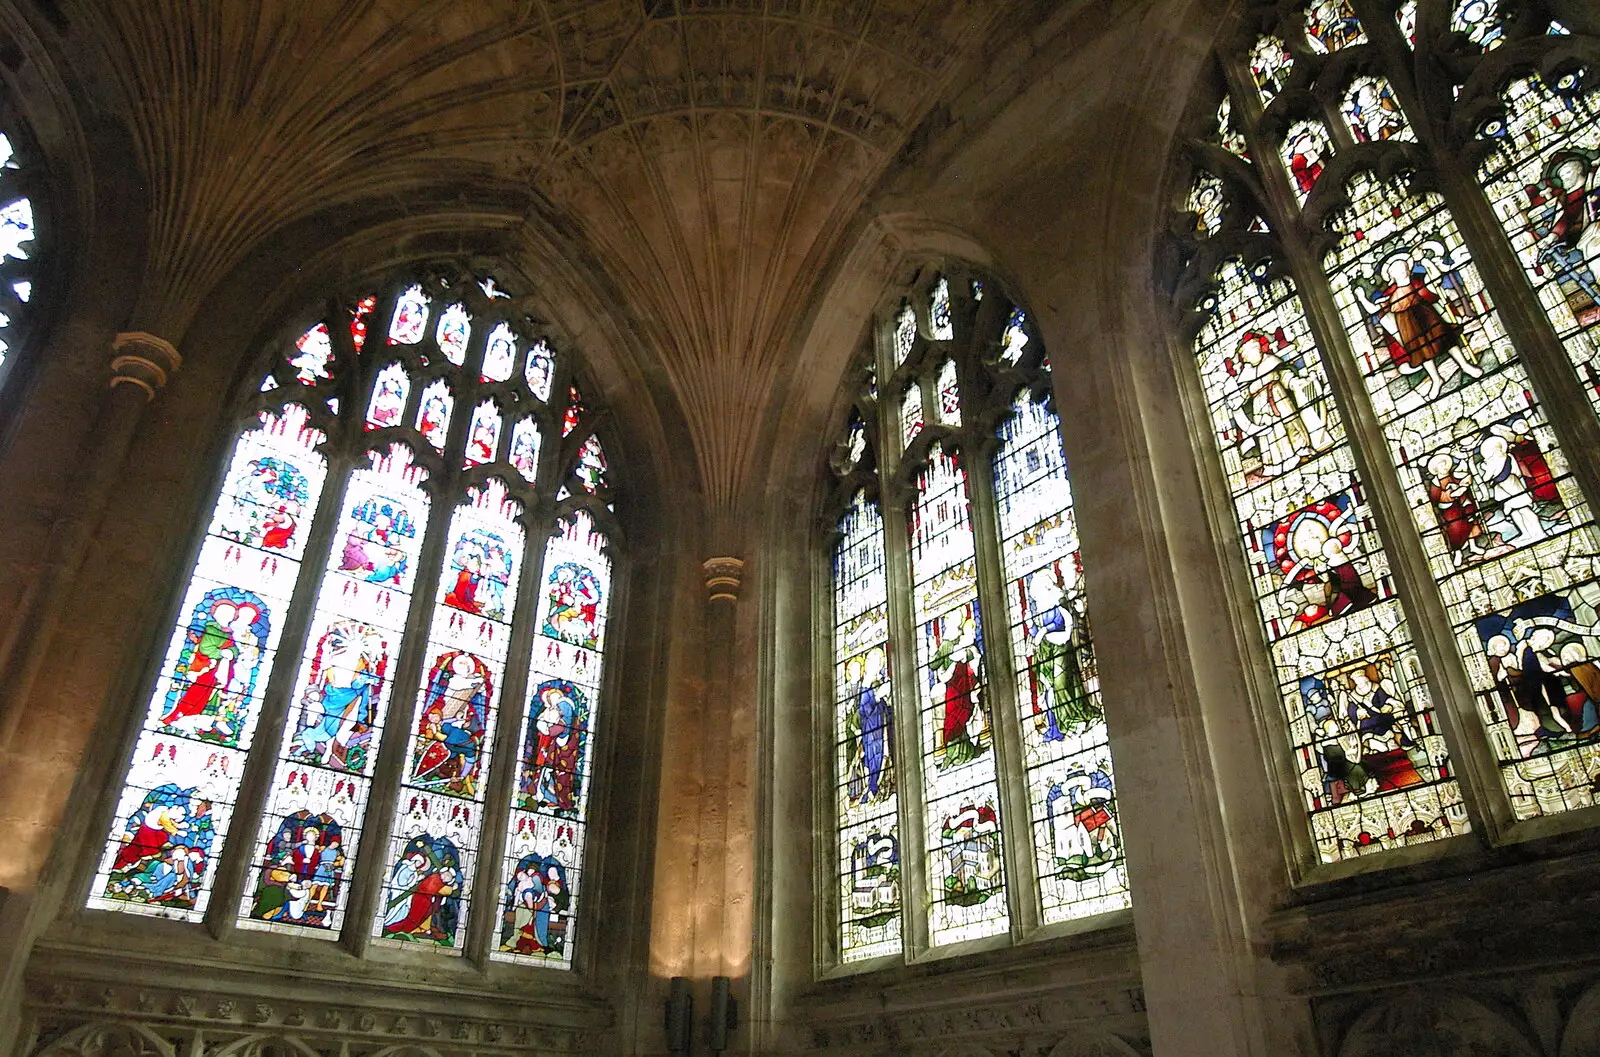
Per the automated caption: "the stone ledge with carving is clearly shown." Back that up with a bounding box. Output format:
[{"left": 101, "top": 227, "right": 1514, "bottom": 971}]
[
  {"left": 1267, "top": 846, "right": 1600, "bottom": 995},
  {"left": 23, "top": 973, "right": 614, "bottom": 1057}
]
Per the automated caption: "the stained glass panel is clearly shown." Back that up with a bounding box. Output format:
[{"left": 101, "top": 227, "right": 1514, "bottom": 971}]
[
  {"left": 237, "top": 443, "right": 431, "bottom": 936},
  {"left": 910, "top": 446, "right": 1010, "bottom": 944},
  {"left": 1281, "top": 119, "right": 1333, "bottom": 204},
  {"left": 1304, "top": 0, "right": 1365, "bottom": 53},
  {"left": 936, "top": 359, "right": 961, "bottom": 426},
  {"left": 1326, "top": 175, "right": 1600, "bottom": 819},
  {"left": 1480, "top": 73, "right": 1600, "bottom": 423},
  {"left": 509, "top": 417, "right": 541, "bottom": 484},
  {"left": 365, "top": 363, "right": 409, "bottom": 431},
  {"left": 289, "top": 324, "right": 334, "bottom": 385},
  {"left": 482, "top": 323, "right": 517, "bottom": 383},
  {"left": 91, "top": 405, "right": 330, "bottom": 920},
  {"left": 435, "top": 303, "right": 471, "bottom": 366},
  {"left": 894, "top": 303, "right": 917, "bottom": 367},
  {"left": 415, "top": 379, "right": 453, "bottom": 451},
  {"left": 1217, "top": 97, "right": 1250, "bottom": 160},
  {"left": 1189, "top": 172, "right": 1227, "bottom": 237},
  {"left": 1342, "top": 77, "right": 1413, "bottom": 144},
  {"left": 1249, "top": 36, "right": 1294, "bottom": 105},
  {"left": 574, "top": 435, "right": 608, "bottom": 493},
  {"left": 373, "top": 480, "right": 525, "bottom": 951},
  {"left": 1193, "top": 258, "right": 1465, "bottom": 860},
  {"left": 931, "top": 277, "right": 954, "bottom": 341},
  {"left": 492, "top": 511, "right": 612, "bottom": 967},
  {"left": 464, "top": 400, "right": 502, "bottom": 468},
  {"left": 994, "top": 391, "right": 1128, "bottom": 921},
  {"left": 388, "top": 285, "right": 429, "bottom": 346},
  {"left": 900, "top": 384, "right": 924, "bottom": 448},
  {"left": 526, "top": 341, "right": 555, "bottom": 402},
  {"left": 1000, "top": 308, "right": 1030, "bottom": 365},
  {"left": 833, "top": 493, "right": 901, "bottom": 961},
  {"left": 1397, "top": 1, "right": 1418, "bottom": 46},
  {"left": 1452, "top": 0, "right": 1508, "bottom": 50},
  {"left": 349, "top": 296, "right": 376, "bottom": 355}
]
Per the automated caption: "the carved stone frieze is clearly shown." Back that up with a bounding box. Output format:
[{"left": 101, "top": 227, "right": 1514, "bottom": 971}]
[{"left": 22, "top": 975, "right": 613, "bottom": 1057}]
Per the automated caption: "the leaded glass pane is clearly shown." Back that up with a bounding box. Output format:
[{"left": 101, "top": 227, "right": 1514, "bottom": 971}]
[
  {"left": 994, "top": 392, "right": 1129, "bottom": 921},
  {"left": 833, "top": 493, "right": 902, "bottom": 961},
  {"left": 1480, "top": 73, "right": 1600, "bottom": 424},
  {"left": 239, "top": 443, "right": 431, "bottom": 937},
  {"left": 911, "top": 446, "right": 1010, "bottom": 944},
  {"left": 491, "top": 511, "right": 612, "bottom": 967},
  {"left": 91, "top": 405, "right": 330, "bottom": 920},
  {"left": 1303, "top": 0, "right": 1365, "bottom": 53},
  {"left": 1326, "top": 175, "right": 1600, "bottom": 818},
  {"left": 1194, "top": 258, "right": 1466, "bottom": 860}
]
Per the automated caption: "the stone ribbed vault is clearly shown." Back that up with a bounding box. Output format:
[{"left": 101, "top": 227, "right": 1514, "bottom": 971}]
[{"left": 73, "top": 0, "right": 996, "bottom": 516}]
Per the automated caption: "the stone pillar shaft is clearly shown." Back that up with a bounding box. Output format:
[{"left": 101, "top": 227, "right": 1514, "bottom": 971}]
[{"left": 0, "top": 333, "right": 181, "bottom": 746}]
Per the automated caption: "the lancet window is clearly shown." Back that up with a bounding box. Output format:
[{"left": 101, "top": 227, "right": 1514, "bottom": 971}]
[
  {"left": 824, "top": 267, "right": 1129, "bottom": 966},
  {"left": 89, "top": 265, "right": 619, "bottom": 969},
  {"left": 1166, "top": 0, "right": 1600, "bottom": 867},
  {"left": 0, "top": 104, "right": 39, "bottom": 398}
]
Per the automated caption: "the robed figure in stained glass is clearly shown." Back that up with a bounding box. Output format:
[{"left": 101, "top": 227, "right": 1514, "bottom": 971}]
[
  {"left": 410, "top": 651, "right": 491, "bottom": 797},
  {"left": 931, "top": 612, "right": 985, "bottom": 768},
  {"left": 500, "top": 853, "right": 569, "bottom": 955},
  {"left": 519, "top": 680, "right": 586, "bottom": 813},
  {"left": 381, "top": 833, "right": 462, "bottom": 943},
  {"left": 543, "top": 562, "right": 602, "bottom": 648},
  {"left": 291, "top": 620, "right": 387, "bottom": 773},
  {"left": 844, "top": 648, "right": 893, "bottom": 805},
  {"left": 159, "top": 591, "right": 270, "bottom": 744},
  {"left": 1026, "top": 565, "right": 1098, "bottom": 741},
  {"left": 1357, "top": 251, "right": 1484, "bottom": 401},
  {"left": 1226, "top": 328, "right": 1335, "bottom": 481},
  {"left": 249, "top": 810, "right": 345, "bottom": 927},
  {"left": 1046, "top": 768, "right": 1120, "bottom": 880},
  {"left": 1524, "top": 149, "right": 1600, "bottom": 325},
  {"left": 105, "top": 784, "right": 216, "bottom": 908}
]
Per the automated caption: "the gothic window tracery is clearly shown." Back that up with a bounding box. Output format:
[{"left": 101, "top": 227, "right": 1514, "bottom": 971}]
[
  {"left": 1166, "top": 0, "right": 1600, "bottom": 865},
  {"left": 824, "top": 267, "right": 1129, "bottom": 966},
  {"left": 90, "top": 264, "right": 619, "bottom": 969}
]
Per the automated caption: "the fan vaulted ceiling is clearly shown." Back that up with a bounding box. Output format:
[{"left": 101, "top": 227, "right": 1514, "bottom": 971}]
[{"left": 69, "top": 0, "right": 999, "bottom": 516}]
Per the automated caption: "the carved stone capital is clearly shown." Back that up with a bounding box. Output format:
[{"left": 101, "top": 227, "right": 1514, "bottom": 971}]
[
  {"left": 702, "top": 556, "right": 745, "bottom": 604},
  {"left": 108, "top": 332, "right": 182, "bottom": 401}
]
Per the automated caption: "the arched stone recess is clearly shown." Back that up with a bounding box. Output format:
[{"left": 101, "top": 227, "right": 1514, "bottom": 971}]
[
  {"left": 1045, "top": 1033, "right": 1149, "bottom": 1057},
  {"left": 1562, "top": 978, "right": 1600, "bottom": 1057},
  {"left": 30, "top": 1020, "right": 175, "bottom": 1057},
  {"left": 1337, "top": 992, "right": 1542, "bottom": 1057},
  {"left": 207, "top": 1035, "right": 322, "bottom": 1057},
  {"left": 363, "top": 1045, "right": 446, "bottom": 1057}
]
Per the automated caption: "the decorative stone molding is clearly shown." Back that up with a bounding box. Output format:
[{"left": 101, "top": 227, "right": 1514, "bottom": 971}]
[
  {"left": 797, "top": 982, "right": 1149, "bottom": 1056},
  {"left": 23, "top": 975, "right": 613, "bottom": 1057},
  {"left": 108, "top": 332, "right": 182, "bottom": 401},
  {"left": 703, "top": 555, "right": 745, "bottom": 604}
]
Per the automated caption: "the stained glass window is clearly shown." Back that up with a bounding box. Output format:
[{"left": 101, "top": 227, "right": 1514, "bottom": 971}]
[
  {"left": 94, "top": 267, "right": 620, "bottom": 968},
  {"left": 823, "top": 267, "right": 1126, "bottom": 966},
  {"left": 1167, "top": 0, "right": 1600, "bottom": 864},
  {"left": 0, "top": 127, "right": 38, "bottom": 384}
]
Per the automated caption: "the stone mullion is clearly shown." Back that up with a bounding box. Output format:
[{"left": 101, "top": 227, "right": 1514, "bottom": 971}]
[
  {"left": 1228, "top": 55, "right": 1503, "bottom": 842},
  {"left": 961, "top": 433, "right": 1039, "bottom": 939},
  {"left": 875, "top": 319, "right": 931, "bottom": 961},
  {"left": 463, "top": 514, "right": 555, "bottom": 966},
  {"left": 202, "top": 431, "right": 360, "bottom": 940},
  {"left": 812, "top": 509, "right": 847, "bottom": 971},
  {"left": 341, "top": 332, "right": 486, "bottom": 956}
]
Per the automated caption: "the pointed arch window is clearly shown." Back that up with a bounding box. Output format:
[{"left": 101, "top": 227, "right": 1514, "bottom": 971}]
[
  {"left": 1166, "top": 0, "right": 1600, "bottom": 868},
  {"left": 90, "top": 265, "right": 621, "bottom": 969},
  {"left": 823, "top": 267, "right": 1130, "bottom": 967},
  {"left": 0, "top": 102, "right": 41, "bottom": 403}
]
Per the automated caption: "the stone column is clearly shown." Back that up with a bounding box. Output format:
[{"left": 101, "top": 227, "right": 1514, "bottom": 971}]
[{"left": 0, "top": 333, "right": 182, "bottom": 746}]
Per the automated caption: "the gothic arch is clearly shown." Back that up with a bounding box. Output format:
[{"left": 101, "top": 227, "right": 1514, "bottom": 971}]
[
  {"left": 32, "top": 1020, "right": 176, "bottom": 1057},
  {"left": 1561, "top": 978, "right": 1600, "bottom": 1057},
  {"left": 1045, "top": 1034, "right": 1148, "bottom": 1057},
  {"left": 207, "top": 1035, "right": 323, "bottom": 1057},
  {"left": 1337, "top": 991, "right": 1541, "bottom": 1057}
]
